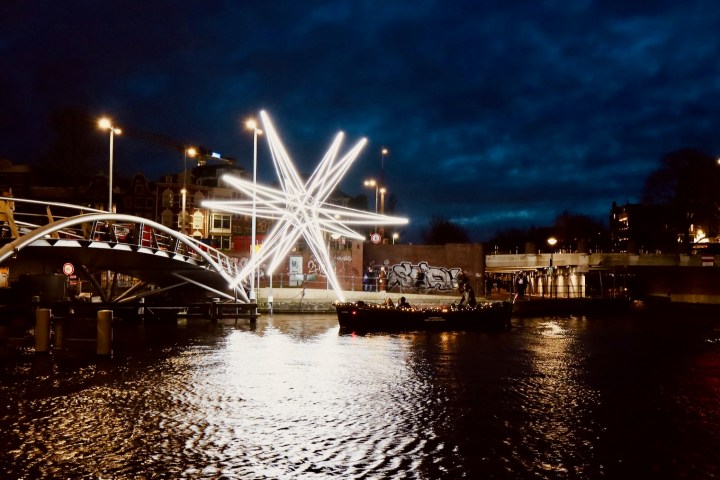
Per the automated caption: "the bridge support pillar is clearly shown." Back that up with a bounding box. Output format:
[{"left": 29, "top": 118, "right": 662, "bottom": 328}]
[
  {"left": 97, "top": 310, "right": 113, "bottom": 356},
  {"left": 35, "top": 308, "right": 51, "bottom": 353},
  {"left": 250, "top": 302, "right": 258, "bottom": 323}
]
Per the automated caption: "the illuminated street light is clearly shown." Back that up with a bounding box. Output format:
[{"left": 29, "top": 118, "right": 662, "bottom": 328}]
[
  {"left": 363, "top": 179, "right": 378, "bottom": 213},
  {"left": 381, "top": 147, "right": 388, "bottom": 184},
  {"left": 392, "top": 232, "right": 399, "bottom": 245},
  {"left": 246, "top": 119, "right": 263, "bottom": 302},
  {"left": 98, "top": 117, "right": 121, "bottom": 212},
  {"left": 547, "top": 236, "right": 557, "bottom": 266},
  {"left": 182, "top": 147, "right": 197, "bottom": 234},
  {"left": 364, "top": 178, "right": 379, "bottom": 234},
  {"left": 547, "top": 236, "right": 558, "bottom": 298}
]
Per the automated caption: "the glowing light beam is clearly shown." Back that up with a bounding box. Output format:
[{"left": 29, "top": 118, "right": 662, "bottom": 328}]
[{"left": 203, "top": 111, "right": 408, "bottom": 301}]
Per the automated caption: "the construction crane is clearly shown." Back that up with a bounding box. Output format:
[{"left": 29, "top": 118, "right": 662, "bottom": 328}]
[{"left": 121, "top": 125, "right": 237, "bottom": 166}]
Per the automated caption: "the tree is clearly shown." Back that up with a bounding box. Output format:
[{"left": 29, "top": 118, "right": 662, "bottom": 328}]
[
  {"left": 552, "top": 211, "right": 609, "bottom": 251},
  {"left": 487, "top": 212, "right": 609, "bottom": 253},
  {"left": 421, "top": 216, "right": 470, "bottom": 244},
  {"left": 642, "top": 148, "right": 720, "bottom": 243}
]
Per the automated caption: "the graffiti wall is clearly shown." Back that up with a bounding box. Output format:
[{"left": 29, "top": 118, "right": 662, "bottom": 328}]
[
  {"left": 364, "top": 242, "right": 487, "bottom": 293},
  {"left": 385, "top": 261, "right": 460, "bottom": 292}
]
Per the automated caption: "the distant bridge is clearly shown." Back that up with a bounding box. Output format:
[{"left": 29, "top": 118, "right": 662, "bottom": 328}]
[
  {"left": 0, "top": 197, "right": 249, "bottom": 306},
  {"left": 486, "top": 250, "right": 720, "bottom": 304}
]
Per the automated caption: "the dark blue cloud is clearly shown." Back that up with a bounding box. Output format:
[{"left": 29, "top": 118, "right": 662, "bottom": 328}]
[{"left": 2, "top": 0, "right": 720, "bottom": 241}]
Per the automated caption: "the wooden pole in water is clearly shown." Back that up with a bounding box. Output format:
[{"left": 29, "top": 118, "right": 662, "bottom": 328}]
[
  {"left": 53, "top": 318, "right": 64, "bottom": 350},
  {"left": 97, "top": 310, "right": 113, "bottom": 356},
  {"left": 35, "top": 308, "right": 51, "bottom": 353}
]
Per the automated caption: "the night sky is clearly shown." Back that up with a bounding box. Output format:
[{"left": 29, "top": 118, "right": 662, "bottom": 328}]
[{"left": 2, "top": 1, "right": 720, "bottom": 242}]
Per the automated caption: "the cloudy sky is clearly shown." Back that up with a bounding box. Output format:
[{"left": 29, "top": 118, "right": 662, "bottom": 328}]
[{"left": 2, "top": 1, "right": 720, "bottom": 242}]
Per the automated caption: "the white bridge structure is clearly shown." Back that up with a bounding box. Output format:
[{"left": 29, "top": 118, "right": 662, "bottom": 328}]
[{"left": 0, "top": 196, "right": 248, "bottom": 306}]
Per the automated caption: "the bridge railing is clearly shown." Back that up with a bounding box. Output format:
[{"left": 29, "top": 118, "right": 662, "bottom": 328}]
[
  {"left": 0, "top": 197, "right": 239, "bottom": 280},
  {"left": 1, "top": 196, "right": 105, "bottom": 240}
]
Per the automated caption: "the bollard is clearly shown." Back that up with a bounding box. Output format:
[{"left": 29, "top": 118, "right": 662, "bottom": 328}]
[
  {"left": 97, "top": 310, "right": 113, "bottom": 356},
  {"left": 35, "top": 308, "right": 51, "bottom": 353},
  {"left": 53, "top": 318, "right": 64, "bottom": 350}
]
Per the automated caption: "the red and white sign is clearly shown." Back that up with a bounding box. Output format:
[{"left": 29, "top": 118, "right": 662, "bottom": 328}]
[
  {"left": 370, "top": 233, "right": 381, "bottom": 244},
  {"left": 702, "top": 255, "right": 715, "bottom": 266},
  {"left": 62, "top": 262, "right": 75, "bottom": 276}
]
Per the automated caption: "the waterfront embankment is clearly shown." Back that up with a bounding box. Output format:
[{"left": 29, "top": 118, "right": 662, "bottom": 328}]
[{"left": 253, "top": 287, "right": 462, "bottom": 313}]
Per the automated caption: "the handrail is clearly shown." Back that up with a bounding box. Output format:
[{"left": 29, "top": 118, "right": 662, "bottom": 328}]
[{"left": 0, "top": 210, "right": 246, "bottom": 301}]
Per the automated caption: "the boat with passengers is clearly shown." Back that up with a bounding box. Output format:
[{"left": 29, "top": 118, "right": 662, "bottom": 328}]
[{"left": 334, "top": 299, "right": 513, "bottom": 332}]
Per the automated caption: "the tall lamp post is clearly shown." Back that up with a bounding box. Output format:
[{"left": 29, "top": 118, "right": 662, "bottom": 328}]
[
  {"left": 381, "top": 147, "right": 388, "bottom": 184},
  {"left": 392, "top": 233, "right": 399, "bottom": 245},
  {"left": 182, "top": 147, "right": 197, "bottom": 234},
  {"left": 98, "top": 118, "right": 121, "bottom": 212},
  {"left": 547, "top": 237, "right": 557, "bottom": 298},
  {"left": 246, "top": 119, "right": 263, "bottom": 302},
  {"left": 364, "top": 178, "right": 378, "bottom": 234}
]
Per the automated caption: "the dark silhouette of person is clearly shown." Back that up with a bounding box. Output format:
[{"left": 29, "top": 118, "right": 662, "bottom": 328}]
[
  {"left": 458, "top": 282, "right": 477, "bottom": 307},
  {"left": 516, "top": 272, "right": 527, "bottom": 299},
  {"left": 363, "top": 266, "right": 373, "bottom": 292},
  {"left": 456, "top": 269, "right": 469, "bottom": 291},
  {"left": 378, "top": 267, "right": 387, "bottom": 292}
]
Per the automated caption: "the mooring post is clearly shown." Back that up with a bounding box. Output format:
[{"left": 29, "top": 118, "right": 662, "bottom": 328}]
[
  {"left": 210, "top": 298, "right": 220, "bottom": 322},
  {"left": 35, "top": 308, "right": 51, "bottom": 353},
  {"left": 53, "top": 317, "right": 64, "bottom": 350},
  {"left": 97, "top": 310, "right": 113, "bottom": 356},
  {"left": 250, "top": 299, "right": 258, "bottom": 324}
]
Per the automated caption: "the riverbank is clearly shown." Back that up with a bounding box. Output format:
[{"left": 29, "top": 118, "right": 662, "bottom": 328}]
[{"left": 254, "top": 287, "right": 463, "bottom": 313}]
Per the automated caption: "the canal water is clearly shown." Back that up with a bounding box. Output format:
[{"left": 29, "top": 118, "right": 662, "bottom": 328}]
[{"left": 1, "top": 310, "right": 720, "bottom": 479}]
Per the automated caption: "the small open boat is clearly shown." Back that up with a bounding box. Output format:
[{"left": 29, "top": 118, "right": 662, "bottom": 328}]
[{"left": 334, "top": 300, "right": 513, "bottom": 332}]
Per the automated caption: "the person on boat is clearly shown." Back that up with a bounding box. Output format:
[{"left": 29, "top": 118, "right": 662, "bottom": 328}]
[
  {"left": 397, "top": 296, "right": 411, "bottom": 309},
  {"left": 456, "top": 268, "right": 469, "bottom": 291},
  {"left": 458, "top": 282, "right": 477, "bottom": 308}
]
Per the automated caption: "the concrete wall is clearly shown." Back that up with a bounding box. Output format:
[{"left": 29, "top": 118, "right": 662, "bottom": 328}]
[{"left": 364, "top": 243, "right": 486, "bottom": 293}]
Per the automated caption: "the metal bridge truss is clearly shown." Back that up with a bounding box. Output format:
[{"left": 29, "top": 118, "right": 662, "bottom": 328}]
[{"left": 0, "top": 197, "right": 249, "bottom": 304}]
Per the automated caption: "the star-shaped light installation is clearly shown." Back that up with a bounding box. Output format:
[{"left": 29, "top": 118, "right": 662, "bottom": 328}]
[{"left": 203, "top": 111, "right": 408, "bottom": 302}]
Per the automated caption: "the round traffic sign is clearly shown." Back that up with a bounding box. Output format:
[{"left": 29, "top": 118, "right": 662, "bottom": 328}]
[
  {"left": 62, "top": 262, "right": 75, "bottom": 276},
  {"left": 370, "top": 233, "right": 381, "bottom": 244}
]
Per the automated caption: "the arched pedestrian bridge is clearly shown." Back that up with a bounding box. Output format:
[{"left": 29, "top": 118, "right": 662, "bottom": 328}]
[{"left": 0, "top": 197, "right": 249, "bottom": 311}]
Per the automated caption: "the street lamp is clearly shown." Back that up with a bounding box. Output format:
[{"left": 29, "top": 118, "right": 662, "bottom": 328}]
[
  {"left": 547, "top": 237, "right": 557, "bottom": 267},
  {"left": 392, "top": 233, "right": 399, "bottom": 245},
  {"left": 246, "top": 119, "right": 263, "bottom": 302},
  {"left": 182, "top": 147, "right": 197, "bottom": 234},
  {"left": 547, "top": 237, "right": 557, "bottom": 298},
  {"left": 364, "top": 178, "right": 378, "bottom": 234},
  {"left": 381, "top": 147, "right": 388, "bottom": 183},
  {"left": 98, "top": 117, "right": 121, "bottom": 212},
  {"left": 364, "top": 179, "right": 378, "bottom": 213}
]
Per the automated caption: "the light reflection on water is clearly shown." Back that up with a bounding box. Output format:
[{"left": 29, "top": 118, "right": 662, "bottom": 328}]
[{"left": 1, "top": 312, "right": 720, "bottom": 478}]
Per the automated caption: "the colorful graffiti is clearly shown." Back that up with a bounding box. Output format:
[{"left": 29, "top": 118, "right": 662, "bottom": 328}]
[{"left": 385, "top": 261, "right": 461, "bottom": 292}]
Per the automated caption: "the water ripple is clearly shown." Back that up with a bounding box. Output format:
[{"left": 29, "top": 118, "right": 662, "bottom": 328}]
[{"left": 2, "top": 314, "right": 720, "bottom": 478}]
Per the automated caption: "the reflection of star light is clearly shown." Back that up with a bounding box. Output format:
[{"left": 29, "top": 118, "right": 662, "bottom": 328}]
[{"left": 203, "top": 111, "right": 408, "bottom": 301}]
